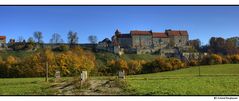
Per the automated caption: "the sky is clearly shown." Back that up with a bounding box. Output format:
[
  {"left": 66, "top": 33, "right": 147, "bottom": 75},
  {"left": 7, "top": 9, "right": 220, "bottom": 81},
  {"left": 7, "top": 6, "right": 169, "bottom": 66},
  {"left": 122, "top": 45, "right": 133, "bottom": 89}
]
[{"left": 0, "top": 6, "right": 239, "bottom": 44}]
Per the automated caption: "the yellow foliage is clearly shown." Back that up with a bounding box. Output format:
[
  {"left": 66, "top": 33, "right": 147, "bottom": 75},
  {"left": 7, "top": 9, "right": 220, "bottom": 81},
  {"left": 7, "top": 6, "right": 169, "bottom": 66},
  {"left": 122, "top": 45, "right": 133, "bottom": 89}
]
[
  {"left": 55, "top": 49, "right": 96, "bottom": 75},
  {"left": 6, "top": 55, "right": 17, "bottom": 65},
  {"left": 211, "top": 54, "right": 223, "bottom": 64},
  {"left": 128, "top": 60, "right": 142, "bottom": 74},
  {"left": 107, "top": 59, "right": 116, "bottom": 67},
  {"left": 116, "top": 59, "right": 128, "bottom": 71},
  {"left": 44, "top": 48, "right": 55, "bottom": 63}
]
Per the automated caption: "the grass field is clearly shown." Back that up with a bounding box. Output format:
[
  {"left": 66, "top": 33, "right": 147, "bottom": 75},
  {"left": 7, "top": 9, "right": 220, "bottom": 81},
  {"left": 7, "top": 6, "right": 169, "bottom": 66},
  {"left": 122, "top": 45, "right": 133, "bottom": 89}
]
[
  {"left": 126, "top": 64, "right": 239, "bottom": 95},
  {"left": 0, "top": 78, "right": 49, "bottom": 95},
  {"left": 0, "top": 64, "right": 239, "bottom": 95}
]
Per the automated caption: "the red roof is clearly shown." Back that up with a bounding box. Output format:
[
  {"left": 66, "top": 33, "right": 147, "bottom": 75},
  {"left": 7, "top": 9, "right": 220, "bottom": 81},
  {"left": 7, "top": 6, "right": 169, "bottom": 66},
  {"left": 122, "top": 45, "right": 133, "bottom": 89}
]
[
  {"left": 152, "top": 32, "right": 168, "bottom": 38},
  {"left": 117, "top": 34, "right": 131, "bottom": 38},
  {"left": 179, "top": 31, "right": 188, "bottom": 36},
  {"left": 0, "top": 36, "right": 6, "bottom": 39},
  {"left": 130, "top": 30, "right": 151, "bottom": 35},
  {"left": 166, "top": 30, "right": 188, "bottom": 36}
]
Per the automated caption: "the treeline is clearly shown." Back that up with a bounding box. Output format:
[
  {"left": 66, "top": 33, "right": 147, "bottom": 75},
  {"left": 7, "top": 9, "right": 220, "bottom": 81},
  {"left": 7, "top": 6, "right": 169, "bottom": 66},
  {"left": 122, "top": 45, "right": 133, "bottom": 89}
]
[
  {"left": 189, "top": 37, "right": 239, "bottom": 55},
  {"left": 1, "top": 50, "right": 239, "bottom": 77},
  {"left": 103, "top": 54, "right": 239, "bottom": 75},
  {"left": 0, "top": 47, "right": 95, "bottom": 78},
  {"left": 7, "top": 31, "right": 98, "bottom": 51}
]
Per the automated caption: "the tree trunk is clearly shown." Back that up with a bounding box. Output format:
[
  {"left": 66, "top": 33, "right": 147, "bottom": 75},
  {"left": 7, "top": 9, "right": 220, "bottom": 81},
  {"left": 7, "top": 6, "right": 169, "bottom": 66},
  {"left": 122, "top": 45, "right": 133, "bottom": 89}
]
[{"left": 45, "top": 62, "right": 48, "bottom": 82}]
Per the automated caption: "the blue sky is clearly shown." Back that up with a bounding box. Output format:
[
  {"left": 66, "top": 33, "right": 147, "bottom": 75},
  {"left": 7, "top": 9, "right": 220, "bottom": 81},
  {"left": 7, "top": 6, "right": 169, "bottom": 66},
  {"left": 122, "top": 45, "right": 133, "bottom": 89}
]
[{"left": 0, "top": 6, "right": 239, "bottom": 44}]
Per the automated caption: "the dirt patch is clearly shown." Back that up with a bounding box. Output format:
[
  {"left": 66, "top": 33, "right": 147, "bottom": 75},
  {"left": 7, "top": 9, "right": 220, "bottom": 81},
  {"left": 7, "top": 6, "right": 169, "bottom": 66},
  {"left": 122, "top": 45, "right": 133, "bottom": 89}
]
[{"left": 51, "top": 78, "right": 127, "bottom": 95}]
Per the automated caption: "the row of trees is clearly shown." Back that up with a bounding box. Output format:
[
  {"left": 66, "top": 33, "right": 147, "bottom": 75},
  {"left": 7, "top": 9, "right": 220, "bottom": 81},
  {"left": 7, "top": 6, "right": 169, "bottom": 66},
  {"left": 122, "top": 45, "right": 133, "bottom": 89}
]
[
  {"left": 103, "top": 53, "right": 239, "bottom": 75},
  {"left": 13, "top": 31, "right": 98, "bottom": 47},
  {"left": 105, "top": 57, "right": 186, "bottom": 75},
  {"left": 0, "top": 47, "right": 96, "bottom": 78},
  {"left": 9, "top": 31, "right": 98, "bottom": 51},
  {"left": 188, "top": 37, "right": 239, "bottom": 55}
]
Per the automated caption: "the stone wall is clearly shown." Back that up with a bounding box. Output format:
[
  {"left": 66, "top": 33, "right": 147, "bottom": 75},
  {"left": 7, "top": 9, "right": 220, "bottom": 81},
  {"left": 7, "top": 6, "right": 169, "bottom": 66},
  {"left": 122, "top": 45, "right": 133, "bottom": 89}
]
[
  {"left": 118, "top": 38, "right": 132, "bottom": 48},
  {"left": 132, "top": 35, "right": 152, "bottom": 49},
  {"left": 169, "top": 35, "right": 188, "bottom": 47},
  {"left": 152, "top": 37, "right": 169, "bottom": 49}
]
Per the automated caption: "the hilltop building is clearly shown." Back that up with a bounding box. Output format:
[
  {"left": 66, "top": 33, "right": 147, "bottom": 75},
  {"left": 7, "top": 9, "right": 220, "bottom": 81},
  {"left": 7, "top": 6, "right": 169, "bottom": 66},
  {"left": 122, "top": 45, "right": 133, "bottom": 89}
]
[
  {"left": 108, "top": 29, "right": 189, "bottom": 54},
  {"left": 236, "top": 38, "right": 239, "bottom": 48},
  {"left": 0, "top": 36, "right": 6, "bottom": 48}
]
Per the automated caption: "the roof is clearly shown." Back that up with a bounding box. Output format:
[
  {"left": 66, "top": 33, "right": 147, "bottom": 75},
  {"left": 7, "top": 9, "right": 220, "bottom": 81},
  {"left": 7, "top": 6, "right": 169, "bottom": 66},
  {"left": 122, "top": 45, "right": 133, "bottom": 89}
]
[
  {"left": 0, "top": 36, "right": 6, "bottom": 39},
  {"left": 101, "top": 38, "right": 111, "bottom": 44},
  {"left": 152, "top": 32, "right": 168, "bottom": 38},
  {"left": 117, "top": 34, "right": 131, "bottom": 38},
  {"left": 166, "top": 30, "right": 188, "bottom": 36},
  {"left": 179, "top": 31, "right": 188, "bottom": 36},
  {"left": 130, "top": 30, "right": 151, "bottom": 35}
]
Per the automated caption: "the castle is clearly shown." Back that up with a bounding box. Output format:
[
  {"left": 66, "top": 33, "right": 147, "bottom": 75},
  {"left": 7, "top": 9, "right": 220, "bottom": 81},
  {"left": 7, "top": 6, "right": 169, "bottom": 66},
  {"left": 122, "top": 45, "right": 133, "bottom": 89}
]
[
  {"left": 97, "top": 29, "right": 190, "bottom": 55},
  {"left": 0, "top": 36, "right": 6, "bottom": 49}
]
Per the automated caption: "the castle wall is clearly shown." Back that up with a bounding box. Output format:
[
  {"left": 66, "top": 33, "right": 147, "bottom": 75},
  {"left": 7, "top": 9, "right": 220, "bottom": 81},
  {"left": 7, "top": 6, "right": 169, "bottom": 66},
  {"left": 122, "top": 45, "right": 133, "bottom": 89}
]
[
  {"left": 132, "top": 35, "right": 152, "bottom": 49},
  {"left": 152, "top": 37, "right": 170, "bottom": 49},
  {"left": 169, "top": 35, "right": 188, "bottom": 47},
  {"left": 118, "top": 38, "right": 132, "bottom": 48}
]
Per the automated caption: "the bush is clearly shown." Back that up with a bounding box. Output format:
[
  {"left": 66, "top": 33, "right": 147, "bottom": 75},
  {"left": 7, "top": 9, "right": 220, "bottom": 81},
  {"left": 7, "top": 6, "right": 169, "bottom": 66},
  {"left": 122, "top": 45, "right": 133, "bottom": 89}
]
[
  {"left": 231, "top": 54, "right": 239, "bottom": 63},
  {"left": 189, "top": 59, "right": 199, "bottom": 66},
  {"left": 141, "top": 57, "right": 184, "bottom": 74},
  {"left": 222, "top": 57, "right": 230, "bottom": 64},
  {"left": 211, "top": 54, "right": 223, "bottom": 64},
  {"left": 201, "top": 54, "right": 223, "bottom": 65},
  {"left": 53, "top": 45, "right": 69, "bottom": 52},
  {"left": 225, "top": 54, "right": 239, "bottom": 64},
  {"left": 128, "top": 60, "right": 142, "bottom": 75}
]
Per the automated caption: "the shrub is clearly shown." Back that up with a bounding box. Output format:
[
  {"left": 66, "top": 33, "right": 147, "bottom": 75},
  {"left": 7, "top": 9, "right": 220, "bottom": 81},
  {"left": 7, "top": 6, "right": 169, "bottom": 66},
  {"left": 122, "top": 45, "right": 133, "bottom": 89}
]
[
  {"left": 189, "top": 59, "right": 199, "bottom": 66},
  {"left": 231, "top": 54, "right": 239, "bottom": 63},
  {"left": 128, "top": 60, "right": 142, "bottom": 75},
  {"left": 169, "top": 58, "right": 184, "bottom": 70},
  {"left": 141, "top": 57, "right": 184, "bottom": 73},
  {"left": 211, "top": 54, "right": 223, "bottom": 64},
  {"left": 222, "top": 57, "right": 230, "bottom": 64},
  {"left": 115, "top": 59, "right": 128, "bottom": 71},
  {"left": 53, "top": 45, "right": 69, "bottom": 52},
  {"left": 201, "top": 54, "right": 223, "bottom": 65}
]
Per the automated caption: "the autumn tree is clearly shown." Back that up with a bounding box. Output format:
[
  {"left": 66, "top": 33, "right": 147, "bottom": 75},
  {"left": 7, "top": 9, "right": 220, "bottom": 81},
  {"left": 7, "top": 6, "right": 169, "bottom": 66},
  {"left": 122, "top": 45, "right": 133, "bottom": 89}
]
[
  {"left": 55, "top": 47, "right": 96, "bottom": 76},
  {"left": 115, "top": 59, "right": 128, "bottom": 71},
  {"left": 128, "top": 60, "right": 142, "bottom": 74},
  {"left": 5, "top": 56, "right": 18, "bottom": 77}
]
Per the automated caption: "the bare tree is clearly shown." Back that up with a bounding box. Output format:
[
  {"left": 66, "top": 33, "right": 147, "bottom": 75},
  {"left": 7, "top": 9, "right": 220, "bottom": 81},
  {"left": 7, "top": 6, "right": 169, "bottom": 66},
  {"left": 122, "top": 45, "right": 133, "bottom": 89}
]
[
  {"left": 34, "top": 31, "right": 43, "bottom": 44},
  {"left": 88, "top": 35, "right": 97, "bottom": 44},
  {"left": 67, "top": 31, "right": 78, "bottom": 48},
  {"left": 27, "top": 37, "right": 35, "bottom": 43},
  {"left": 18, "top": 36, "right": 24, "bottom": 42},
  {"left": 50, "top": 33, "right": 64, "bottom": 44}
]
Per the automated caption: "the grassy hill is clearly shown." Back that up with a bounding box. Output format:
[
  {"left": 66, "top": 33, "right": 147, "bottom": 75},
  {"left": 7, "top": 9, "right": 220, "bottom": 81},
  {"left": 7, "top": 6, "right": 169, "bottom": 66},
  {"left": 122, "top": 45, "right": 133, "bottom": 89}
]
[{"left": 126, "top": 64, "right": 239, "bottom": 95}]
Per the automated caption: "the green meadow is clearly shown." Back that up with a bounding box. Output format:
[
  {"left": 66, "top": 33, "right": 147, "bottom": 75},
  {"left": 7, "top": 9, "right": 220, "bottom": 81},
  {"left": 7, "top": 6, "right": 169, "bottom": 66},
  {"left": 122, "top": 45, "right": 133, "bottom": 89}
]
[
  {"left": 126, "top": 64, "right": 239, "bottom": 95},
  {"left": 0, "top": 64, "right": 239, "bottom": 95}
]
